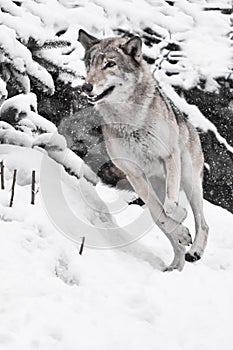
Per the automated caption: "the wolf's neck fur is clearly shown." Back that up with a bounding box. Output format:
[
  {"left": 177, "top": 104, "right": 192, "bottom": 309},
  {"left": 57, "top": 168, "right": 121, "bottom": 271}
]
[{"left": 129, "top": 61, "right": 155, "bottom": 104}]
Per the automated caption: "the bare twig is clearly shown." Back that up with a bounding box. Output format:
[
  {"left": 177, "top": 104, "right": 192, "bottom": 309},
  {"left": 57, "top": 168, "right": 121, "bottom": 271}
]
[
  {"left": 31, "top": 170, "right": 36, "bottom": 205},
  {"left": 79, "top": 237, "right": 85, "bottom": 255},
  {"left": 0, "top": 161, "right": 4, "bottom": 190},
  {"left": 9, "top": 169, "right": 17, "bottom": 207}
]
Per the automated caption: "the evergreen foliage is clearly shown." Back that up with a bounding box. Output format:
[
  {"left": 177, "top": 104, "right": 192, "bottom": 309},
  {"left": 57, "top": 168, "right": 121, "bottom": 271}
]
[{"left": 0, "top": 0, "right": 77, "bottom": 98}]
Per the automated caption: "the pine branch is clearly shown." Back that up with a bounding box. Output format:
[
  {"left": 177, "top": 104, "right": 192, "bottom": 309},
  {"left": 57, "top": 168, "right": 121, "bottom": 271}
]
[
  {"left": 32, "top": 56, "right": 58, "bottom": 73},
  {"left": 7, "top": 65, "right": 30, "bottom": 93},
  {"left": 0, "top": 0, "right": 22, "bottom": 16},
  {"left": 32, "top": 55, "right": 77, "bottom": 78},
  {"left": 0, "top": 45, "right": 27, "bottom": 78},
  {"left": 28, "top": 70, "right": 54, "bottom": 95},
  {"left": 38, "top": 40, "right": 71, "bottom": 50},
  {"left": 0, "top": 36, "right": 50, "bottom": 94},
  {"left": 0, "top": 63, "right": 11, "bottom": 83},
  {"left": 27, "top": 37, "right": 71, "bottom": 51}
]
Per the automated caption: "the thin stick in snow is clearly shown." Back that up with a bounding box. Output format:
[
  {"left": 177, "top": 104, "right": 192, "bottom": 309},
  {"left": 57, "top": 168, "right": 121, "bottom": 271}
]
[
  {"left": 31, "top": 170, "right": 36, "bottom": 205},
  {"left": 0, "top": 161, "right": 4, "bottom": 190},
  {"left": 79, "top": 237, "right": 85, "bottom": 255},
  {"left": 9, "top": 169, "right": 17, "bottom": 207}
]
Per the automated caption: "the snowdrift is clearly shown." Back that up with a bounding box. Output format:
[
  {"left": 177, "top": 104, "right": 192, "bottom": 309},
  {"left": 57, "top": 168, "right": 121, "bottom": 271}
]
[{"left": 0, "top": 144, "right": 233, "bottom": 350}]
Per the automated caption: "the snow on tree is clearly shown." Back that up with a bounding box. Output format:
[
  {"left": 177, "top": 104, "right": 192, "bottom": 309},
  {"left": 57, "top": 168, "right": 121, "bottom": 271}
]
[
  {"left": 0, "top": 0, "right": 79, "bottom": 99},
  {"left": 0, "top": 92, "right": 97, "bottom": 184},
  {"left": 1, "top": 0, "right": 231, "bottom": 98}
]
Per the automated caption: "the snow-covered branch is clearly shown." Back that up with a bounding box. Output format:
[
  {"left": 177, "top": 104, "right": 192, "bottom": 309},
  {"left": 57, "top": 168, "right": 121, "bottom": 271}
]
[{"left": 0, "top": 92, "right": 98, "bottom": 185}]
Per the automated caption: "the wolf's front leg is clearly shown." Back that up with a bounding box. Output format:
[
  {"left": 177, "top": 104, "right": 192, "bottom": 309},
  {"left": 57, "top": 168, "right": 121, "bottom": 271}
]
[
  {"left": 126, "top": 173, "right": 191, "bottom": 271},
  {"left": 163, "top": 148, "right": 186, "bottom": 223}
]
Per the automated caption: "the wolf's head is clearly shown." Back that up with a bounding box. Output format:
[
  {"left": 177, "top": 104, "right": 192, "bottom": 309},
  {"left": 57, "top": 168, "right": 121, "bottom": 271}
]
[{"left": 78, "top": 30, "right": 144, "bottom": 103}]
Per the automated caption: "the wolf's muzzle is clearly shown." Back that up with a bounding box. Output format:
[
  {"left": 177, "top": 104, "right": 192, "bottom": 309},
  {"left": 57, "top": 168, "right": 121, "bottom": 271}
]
[
  {"left": 82, "top": 85, "right": 115, "bottom": 103},
  {"left": 82, "top": 83, "right": 93, "bottom": 94}
]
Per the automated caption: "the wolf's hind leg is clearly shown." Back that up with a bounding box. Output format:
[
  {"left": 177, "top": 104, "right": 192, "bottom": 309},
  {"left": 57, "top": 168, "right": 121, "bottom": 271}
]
[{"left": 181, "top": 151, "right": 209, "bottom": 262}]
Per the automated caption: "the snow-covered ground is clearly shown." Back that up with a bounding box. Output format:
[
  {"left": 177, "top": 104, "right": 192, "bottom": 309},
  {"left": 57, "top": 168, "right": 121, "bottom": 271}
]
[{"left": 1, "top": 145, "right": 233, "bottom": 350}]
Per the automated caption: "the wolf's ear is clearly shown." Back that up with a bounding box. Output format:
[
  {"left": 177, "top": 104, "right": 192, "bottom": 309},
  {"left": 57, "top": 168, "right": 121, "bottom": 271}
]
[
  {"left": 78, "top": 29, "right": 99, "bottom": 51},
  {"left": 121, "top": 36, "right": 142, "bottom": 63}
]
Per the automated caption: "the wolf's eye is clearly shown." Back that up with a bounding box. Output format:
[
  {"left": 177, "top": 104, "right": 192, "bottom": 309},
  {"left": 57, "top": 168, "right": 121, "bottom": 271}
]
[{"left": 104, "top": 61, "right": 116, "bottom": 69}]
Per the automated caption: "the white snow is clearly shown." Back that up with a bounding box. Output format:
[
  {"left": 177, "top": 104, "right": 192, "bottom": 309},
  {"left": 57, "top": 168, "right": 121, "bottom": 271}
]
[
  {"left": 0, "top": 97, "right": 97, "bottom": 187},
  {"left": 0, "top": 93, "right": 59, "bottom": 135},
  {"left": 63, "top": 0, "right": 231, "bottom": 91},
  {"left": 0, "top": 144, "right": 233, "bottom": 350},
  {"left": 0, "top": 93, "right": 38, "bottom": 116},
  {"left": 0, "top": 78, "right": 7, "bottom": 100},
  {"left": 46, "top": 147, "right": 96, "bottom": 181},
  {"left": 0, "top": 24, "right": 54, "bottom": 93},
  {"left": 28, "top": 112, "right": 57, "bottom": 133},
  {"left": 0, "top": 128, "right": 33, "bottom": 147},
  {"left": 1, "top": 0, "right": 231, "bottom": 92},
  {"left": 33, "top": 133, "right": 67, "bottom": 151}
]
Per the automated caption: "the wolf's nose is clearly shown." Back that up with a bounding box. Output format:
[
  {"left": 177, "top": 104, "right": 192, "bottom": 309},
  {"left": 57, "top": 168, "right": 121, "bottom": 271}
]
[{"left": 82, "top": 83, "right": 93, "bottom": 94}]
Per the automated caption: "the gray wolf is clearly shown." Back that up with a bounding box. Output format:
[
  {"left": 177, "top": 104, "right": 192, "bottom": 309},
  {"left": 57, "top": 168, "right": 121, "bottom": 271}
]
[{"left": 78, "top": 29, "right": 209, "bottom": 271}]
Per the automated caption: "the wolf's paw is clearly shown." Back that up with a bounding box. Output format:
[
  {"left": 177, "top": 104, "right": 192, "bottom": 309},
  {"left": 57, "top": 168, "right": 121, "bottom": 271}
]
[
  {"left": 185, "top": 251, "right": 201, "bottom": 263},
  {"left": 176, "top": 226, "right": 192, "bottom": 246},
  {"left": 163, "top": 264, "right": 182, "bottom": 272},
  {"left": 163, "top": 256, "right": 185, "bottom": 272}
]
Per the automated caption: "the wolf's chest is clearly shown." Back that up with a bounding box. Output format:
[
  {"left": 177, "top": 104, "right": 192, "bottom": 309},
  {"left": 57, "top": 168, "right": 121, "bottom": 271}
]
[{"left": 102, "top": 124, "right": 164, "bottom": 177}]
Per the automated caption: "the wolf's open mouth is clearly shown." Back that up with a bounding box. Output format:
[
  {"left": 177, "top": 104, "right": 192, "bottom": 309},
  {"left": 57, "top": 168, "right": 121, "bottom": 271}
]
[{"left": 88, "top": 86, "right": 115, "bottom": 103}]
